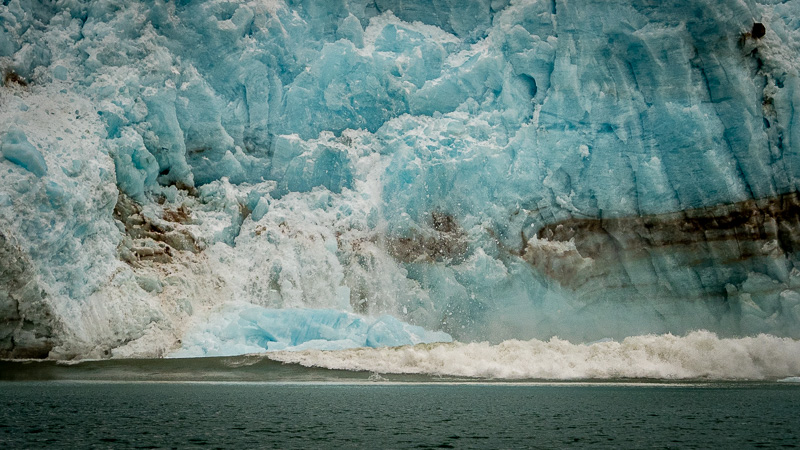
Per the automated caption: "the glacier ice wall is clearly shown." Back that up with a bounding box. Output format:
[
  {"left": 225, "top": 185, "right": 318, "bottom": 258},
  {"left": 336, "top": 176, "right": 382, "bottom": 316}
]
[
  {"left": 171, "top": 305, "right": 452, "bottom": 357},
  {"left": 2, "top": 0, "right": 800, "bottom": 358}
]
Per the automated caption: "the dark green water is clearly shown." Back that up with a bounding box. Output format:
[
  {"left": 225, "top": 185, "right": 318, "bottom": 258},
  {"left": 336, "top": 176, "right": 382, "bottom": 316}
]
[{"left": 1, "top": 381, "right": 799, "bottom": 449}]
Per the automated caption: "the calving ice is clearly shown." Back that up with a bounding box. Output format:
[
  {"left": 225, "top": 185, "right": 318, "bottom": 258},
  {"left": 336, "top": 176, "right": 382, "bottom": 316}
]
[{"left": 1, "top": 0, "right": 800, "bottom": 379}]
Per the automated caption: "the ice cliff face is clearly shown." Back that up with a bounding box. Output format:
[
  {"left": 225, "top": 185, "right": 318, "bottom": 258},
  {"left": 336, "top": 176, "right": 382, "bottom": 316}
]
[{"left": 2, "top": 0, "right": 800, "bottom": 358}]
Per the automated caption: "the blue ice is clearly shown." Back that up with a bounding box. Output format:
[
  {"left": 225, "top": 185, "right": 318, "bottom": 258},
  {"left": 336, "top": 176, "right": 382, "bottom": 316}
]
[{"left": 172, "top": 306, "right": 453, "bottom": 357}]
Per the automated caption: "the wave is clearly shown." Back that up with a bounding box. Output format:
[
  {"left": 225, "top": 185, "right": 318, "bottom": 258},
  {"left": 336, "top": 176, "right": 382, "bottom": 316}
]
[{"left": 266, "top": 331, "right": 800, "bottom": 380}]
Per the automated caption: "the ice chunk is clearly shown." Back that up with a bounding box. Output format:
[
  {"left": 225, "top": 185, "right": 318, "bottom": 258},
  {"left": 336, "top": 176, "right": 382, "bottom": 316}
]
[
  {"left": 337, "top": 14, "right": 364, "bottom": 47},
  {"left": 171, "top": 305, "right": 452, "bottom": 357},
  {"left": 1, "top": 127, "right": 47, "bottom": 177},
  {"left": 109, "top": 128, "right": 159, "bottom": 202},
  {"left": 52, "top": 65, "right": 68, "bottom": 81}
]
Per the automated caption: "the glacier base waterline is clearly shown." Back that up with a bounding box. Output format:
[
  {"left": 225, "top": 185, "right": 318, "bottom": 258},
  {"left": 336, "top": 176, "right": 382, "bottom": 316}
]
[
  {"left": 2, "top": 330, "right": 800, "bottom": 382},
  {"left": 2, "top": 0, "right": 800, "bottom": 359}
]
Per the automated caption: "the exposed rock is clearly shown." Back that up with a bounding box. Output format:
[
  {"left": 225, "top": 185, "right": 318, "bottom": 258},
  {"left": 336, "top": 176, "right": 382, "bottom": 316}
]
[{"left": 752, "top": 22, "right": 766, "bottom": 39}]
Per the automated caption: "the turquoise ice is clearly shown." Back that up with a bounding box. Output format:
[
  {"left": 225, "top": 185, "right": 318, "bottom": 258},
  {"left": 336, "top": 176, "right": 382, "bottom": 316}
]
[{"left": 1, "top": 0, "right": 800, "bottom": 358}]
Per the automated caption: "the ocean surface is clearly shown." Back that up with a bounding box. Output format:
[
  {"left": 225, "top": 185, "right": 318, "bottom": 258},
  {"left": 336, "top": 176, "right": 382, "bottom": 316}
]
[{"left": 1, "top": 359, "right": 799, "bottom": 448}]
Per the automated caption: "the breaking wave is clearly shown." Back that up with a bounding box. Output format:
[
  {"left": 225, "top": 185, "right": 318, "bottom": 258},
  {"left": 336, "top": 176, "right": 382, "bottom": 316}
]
[{"left": 267, "top": 331, "right": 800, "bottom": 380}]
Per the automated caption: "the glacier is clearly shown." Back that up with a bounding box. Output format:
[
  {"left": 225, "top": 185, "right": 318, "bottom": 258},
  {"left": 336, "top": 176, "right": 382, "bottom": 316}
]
[
  {"left": 2, "top": 0, "right": 800, "bottom": 363},
  {"left": 170, "top": 305, "right": 452, "bottom": 357}
]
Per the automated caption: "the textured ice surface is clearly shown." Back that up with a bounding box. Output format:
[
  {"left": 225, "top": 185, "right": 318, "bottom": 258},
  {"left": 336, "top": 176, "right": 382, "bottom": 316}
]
[
  {"left": 2, "top": 0, "right": 800, "bottom": 359},
  {"left": 171, "top": 305, "right": 452, "bottom": 357},
  {"left": 269, "top": 331, "right": 800, "bottom": 380},
  {"left": 1, "top": 127, "right": 47, "bottom": 176}
]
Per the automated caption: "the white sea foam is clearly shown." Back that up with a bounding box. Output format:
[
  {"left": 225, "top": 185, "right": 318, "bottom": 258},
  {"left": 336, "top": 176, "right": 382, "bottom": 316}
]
[{"left": 267, "top": 331, "right": 800, "bottom": 380}]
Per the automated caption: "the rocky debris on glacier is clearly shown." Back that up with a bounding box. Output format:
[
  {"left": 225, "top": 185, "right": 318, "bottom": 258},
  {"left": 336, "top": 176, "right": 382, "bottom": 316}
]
[
  {"left": 114, "top": 193, "right": 201, "bottom": 265},
  {"left": 1, "top": 0, "right": 800, "bottom": 358},
  {"left": 387, "top": 211, "right": 469, "bottom": 263}
]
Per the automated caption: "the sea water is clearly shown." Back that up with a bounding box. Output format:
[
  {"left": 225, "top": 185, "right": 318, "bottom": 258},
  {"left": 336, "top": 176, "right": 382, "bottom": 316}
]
[
  {"left": 2, "top": 382, "right": 799, "bottom": 448},
  {"left": 1, "top": 360, "right": 799, "bottom": 449}
]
